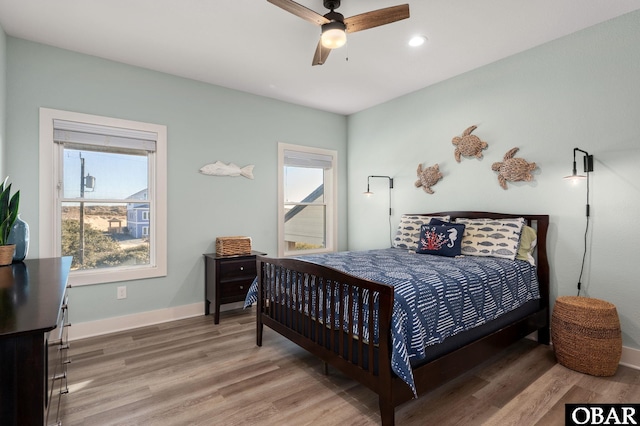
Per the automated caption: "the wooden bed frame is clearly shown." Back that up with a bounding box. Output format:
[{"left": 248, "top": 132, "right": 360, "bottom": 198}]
[{"left": 255, "top": 212, "right": 550, "bottom": 425}]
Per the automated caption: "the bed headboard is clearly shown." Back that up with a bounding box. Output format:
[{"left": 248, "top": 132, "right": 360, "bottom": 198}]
[{"left": 418, "top": 211, "right": 550, "bottom": 313}]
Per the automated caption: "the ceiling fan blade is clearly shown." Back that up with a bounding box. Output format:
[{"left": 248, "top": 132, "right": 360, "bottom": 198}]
[
  {"left": 312, "top": 41, "right": 331, "bottom": 66},
  {"left": 345, "top": 4, "right": 410, "bottom": 33},
  {"left": 267, "top": 0, "right": 330, "bottom": 26}
]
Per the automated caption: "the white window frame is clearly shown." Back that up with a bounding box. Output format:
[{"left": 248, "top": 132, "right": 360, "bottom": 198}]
[
  {"left": 39, "top": 108, "right": 167, "bottom": 286},
  {"left": 278, "top": 142, "right": 337, "bottom": 257}
]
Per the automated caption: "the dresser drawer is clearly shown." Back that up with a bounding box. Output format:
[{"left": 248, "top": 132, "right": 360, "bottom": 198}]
[
  {"left": 46, "top": 375, "right": 63, "bottom": 426},
  {"left": 219, "top": 258, "right": 256, "bottom": 281},
  {"left": 45, "top": 286, "right": 70, "bottom": 426},
  {"left": 46, "top": 330, "right": 60, "bottom": 411}
]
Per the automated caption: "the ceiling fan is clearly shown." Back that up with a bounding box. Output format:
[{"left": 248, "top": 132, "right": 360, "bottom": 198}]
[{"left": 267, "top": 0, "right": 410, "bottom": 65}]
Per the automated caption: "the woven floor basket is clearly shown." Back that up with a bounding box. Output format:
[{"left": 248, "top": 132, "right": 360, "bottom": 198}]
[{"left": 551, "top": 296, "right": 622, "bottom": 376}]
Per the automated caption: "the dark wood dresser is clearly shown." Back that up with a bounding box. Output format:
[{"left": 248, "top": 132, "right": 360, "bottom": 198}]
[
  {"left": 204, "top": 251, "right": 265, "bottom": 324},
  {"left": 0, "top": 257, "right": 72, "bottom": 426}
]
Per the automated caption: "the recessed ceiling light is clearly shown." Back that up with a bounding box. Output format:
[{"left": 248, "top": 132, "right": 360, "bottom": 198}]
[{"left": 408, "top": 35, "right": 427, "bottom": 47}]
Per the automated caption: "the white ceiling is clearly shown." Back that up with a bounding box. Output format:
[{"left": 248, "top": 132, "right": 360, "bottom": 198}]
[{"left": 1, "top": 0, "right": 639, "bottom": 115}]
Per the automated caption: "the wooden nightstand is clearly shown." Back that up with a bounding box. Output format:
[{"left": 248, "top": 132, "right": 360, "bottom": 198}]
[{"left": 203, "top": 250, "right": 265, "bottom": 324}]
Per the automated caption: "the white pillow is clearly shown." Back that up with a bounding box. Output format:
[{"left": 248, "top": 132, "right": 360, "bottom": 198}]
[
  {"left": 454, "top": 217, "right": 525, "bottom": 260},
  {"left": 393, "top": 214, "right": 451, "bottom": 251}
]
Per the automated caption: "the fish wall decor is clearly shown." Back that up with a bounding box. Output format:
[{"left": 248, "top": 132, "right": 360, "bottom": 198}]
[{"left": 199, "top": 161, "right": 255, "bottom": 179}]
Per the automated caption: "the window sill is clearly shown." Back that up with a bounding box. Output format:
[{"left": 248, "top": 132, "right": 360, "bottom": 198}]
[{"left": 68, "top": 264, "right": 167, "bottom": 286}]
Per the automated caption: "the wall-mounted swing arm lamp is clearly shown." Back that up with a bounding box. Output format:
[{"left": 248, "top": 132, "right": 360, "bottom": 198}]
[
  {"left": 364, "top": 175, "right": 394, "bottom": 216},
  {"left": 564, "top": 147, "right": 594, "bottom": 182},
  {"left": 364, "top": 175, "right": 394, "bottom": 197},
  {"left": 364, "top": 175, "right": 394, "bottom": 246},
  {"left": 563, "top": 147, "right": 594, "bottom": 216},
  {"left": 563, "top": 147, "right": 594, "bottom": 296}
]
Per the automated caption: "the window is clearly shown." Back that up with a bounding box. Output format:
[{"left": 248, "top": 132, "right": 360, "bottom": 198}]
[
  {"left": 278, "top": 143, "right": 337, "bottom": 257},
  {"left": 39, "top": 108, "right": 167, "bottom": 286}
]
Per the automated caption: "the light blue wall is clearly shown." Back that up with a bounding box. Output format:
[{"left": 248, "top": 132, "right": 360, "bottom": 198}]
[
  {"left": 347, "top": 11, "right": 640, "bottom": 349},
  {"left": 5, "top": 38, "right": 348, "bottom": 324},
  {"left": 0, "top": 22, "right": 6, "bottom": 176},
  {"left": 5, "top": 11, "right": 640, "bottom": 350}
]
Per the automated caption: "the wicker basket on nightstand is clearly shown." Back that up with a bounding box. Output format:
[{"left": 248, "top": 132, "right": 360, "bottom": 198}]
[
  {"left": 551, "top": 296, "right": 622, "bottom": 376},
  {"left": 215, "top": 236, "right": 252, "bottom": 256}
]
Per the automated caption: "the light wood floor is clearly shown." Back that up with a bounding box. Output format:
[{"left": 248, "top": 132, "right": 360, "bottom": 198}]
[{"left": 61, "top": 308, "right": 640, "bottom": 425}]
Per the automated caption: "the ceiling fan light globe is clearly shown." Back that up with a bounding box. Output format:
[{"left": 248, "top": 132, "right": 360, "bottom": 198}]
[
  {"left": 409, "top": 35, "right": 427, "bottom": 47},
  {"left": 321, "top": 21, "right": 347, "bottom": 49}
]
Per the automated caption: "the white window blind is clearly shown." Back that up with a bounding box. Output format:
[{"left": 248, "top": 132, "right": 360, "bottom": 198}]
[
  {"left": 53, "top": 119, "right": 157, "bottom": 152},
  {"left": 283, "top": 149, "right": 332, "bottom": 169}
]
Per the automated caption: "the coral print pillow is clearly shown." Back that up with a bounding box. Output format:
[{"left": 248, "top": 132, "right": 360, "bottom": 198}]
[
  {"left": 416, "top": 223, "right": 466, "bottom": 257},
  {"left": 393, "top": 214, "right": 450, "bottom": 251}
]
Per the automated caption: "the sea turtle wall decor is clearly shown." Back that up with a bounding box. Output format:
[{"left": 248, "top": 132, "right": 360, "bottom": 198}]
[
  {"left": 415, "top": 163, "right": 443, "bottom": 194},
  {"left": 491, "top": 147, "right": 537, "bottom": 190},
  {"left": 452, "top": 125, "right": 488, "bottom": 162}
]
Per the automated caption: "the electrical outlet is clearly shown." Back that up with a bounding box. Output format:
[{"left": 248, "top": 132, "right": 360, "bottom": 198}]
[{"left": 117, "top": 286, "right": 127, "bottom": 300}]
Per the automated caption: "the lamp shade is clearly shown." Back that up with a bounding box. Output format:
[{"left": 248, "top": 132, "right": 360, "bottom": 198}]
[
  {"left": 563, "top": 165, "right": 587, "bottom": 182},
  {"left": 564, "top": 148, "right": 593, "bottom": 182},
  {"left": 321, "top": 22, "right": 347, "bottom": 49}
]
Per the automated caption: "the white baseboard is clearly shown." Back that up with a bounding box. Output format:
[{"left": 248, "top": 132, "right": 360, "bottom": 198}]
[
  {"left": 68, "top": 302, "right": 205, "bottom": 341},
  {"left": 620, "top": 345, "right": 640, "bottom": 370}
]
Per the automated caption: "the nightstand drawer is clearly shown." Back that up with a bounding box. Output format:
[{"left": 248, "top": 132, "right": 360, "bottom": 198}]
[
  {"left": 219, "top": 259, "right": 256, "bottom": 281},
  {"left": 220, "top": 278, "right": 253, "bottom": 302}
]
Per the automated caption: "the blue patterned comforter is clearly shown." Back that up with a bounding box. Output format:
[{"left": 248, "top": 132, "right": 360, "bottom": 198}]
[{"left": 244, "top": 248, "right": 540, "bottom": 396}]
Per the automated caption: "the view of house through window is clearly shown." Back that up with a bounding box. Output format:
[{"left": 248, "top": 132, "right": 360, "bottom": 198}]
[
  {"left": 61, "top": 145, "right": 151, "bottom": 271},
  {"left": 279, "top": 144, "right": 337, "bottom": 256},
  {"left": 40, "top": 108, "right": 167, "bottom": 286}
]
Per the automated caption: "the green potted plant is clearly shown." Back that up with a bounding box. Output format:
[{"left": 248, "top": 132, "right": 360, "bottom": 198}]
[{"left": 0, "top": 177, "right": 20, "bottom": 266}]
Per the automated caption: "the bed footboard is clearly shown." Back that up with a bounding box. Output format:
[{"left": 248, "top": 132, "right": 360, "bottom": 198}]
[{"left": 256, "top": 256, "right": 395, "bottom": 404}]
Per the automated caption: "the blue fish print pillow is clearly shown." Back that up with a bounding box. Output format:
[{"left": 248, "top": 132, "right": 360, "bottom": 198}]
[{"left": 454, "top": 217, "right": 525, "bottom": 260}]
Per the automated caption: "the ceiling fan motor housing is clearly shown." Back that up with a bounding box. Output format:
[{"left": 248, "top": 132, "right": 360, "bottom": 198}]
[
  {"left": 324, "top": 0, "right": 341, "bottom": 11},
  {"left": 324, "top": 10, "right": 344, "bottom": 22}
]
